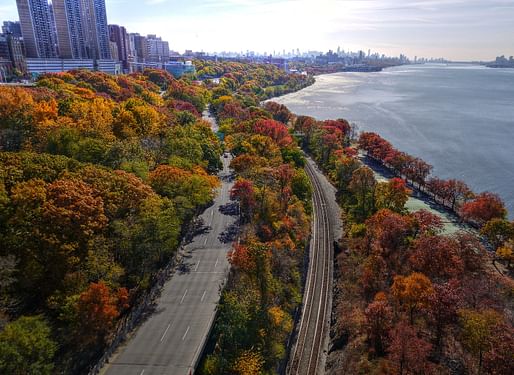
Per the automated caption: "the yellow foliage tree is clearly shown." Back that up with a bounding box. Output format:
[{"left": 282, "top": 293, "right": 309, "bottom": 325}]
[{"left": 231, "top": 350, "right": 264, "bottom": 375}]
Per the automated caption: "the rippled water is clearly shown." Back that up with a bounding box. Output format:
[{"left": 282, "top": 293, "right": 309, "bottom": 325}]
[{"left": 274, "top": 64, "right": 514, "bottom": 218}]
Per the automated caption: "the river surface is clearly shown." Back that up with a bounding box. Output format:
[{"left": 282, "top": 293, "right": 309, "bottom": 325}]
[{"left": 274, "top": 64, "right": 514, "bottom": 218}]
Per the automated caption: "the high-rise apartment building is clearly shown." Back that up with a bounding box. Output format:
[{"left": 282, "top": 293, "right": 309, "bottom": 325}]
[
  {"left": 2, "top": 21, "right": 22, "bottom": 37},
  {"left": 0, "top": 33, "right": 26, "bottom": 73},
  {"left": 109, "top": 24, "right": 129, "bottom": 69},
  {"left": 130, "top": 33, "right": 148, "bottom": 63},
  {"left": 146, "top": 34, "right": 169, "bottom": 63},
  {"left": 15, "top": 0, "right": 58, "bottom": 58},
  {"left": 83, "top": 0, "right": 111, "bottom": 60},
  {"left": 52, "top": 0, "right": 86, "bottom": 58},
  {"left": 43, "top": 0, "right": 111, "bottom": 60}
]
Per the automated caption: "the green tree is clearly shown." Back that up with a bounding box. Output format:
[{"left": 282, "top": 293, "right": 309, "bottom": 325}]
[
  {"left": 0, "top": 316, "right": 57, "bottom": 375},
  {"left": 459, "top": 308, "right": 502, "bottom": 375},
  {"left": 480, "top": 218, "right": 513, "bottom": 250}
]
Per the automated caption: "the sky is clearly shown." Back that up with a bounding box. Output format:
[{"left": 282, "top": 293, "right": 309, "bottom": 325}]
[{"left": 1, "top": 0, "right": 514, "bottom": 60}]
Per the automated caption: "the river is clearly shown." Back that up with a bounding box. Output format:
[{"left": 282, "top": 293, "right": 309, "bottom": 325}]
[{"left": 274, "top": 64, "right": 514, "bottom": 218}]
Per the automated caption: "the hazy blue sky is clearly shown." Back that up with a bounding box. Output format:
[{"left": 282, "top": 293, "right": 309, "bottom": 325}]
[{"left": 2, "top": 0, "right": 513, "bottom": 60}]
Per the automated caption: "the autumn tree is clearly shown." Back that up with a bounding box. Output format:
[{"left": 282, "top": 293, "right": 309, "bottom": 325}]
[
  {"left": 409, "top": 234, "right": 464, "bottom": 279},
  {"left": 482, "top": 324, "right": 514, "bottom": 375},
  {"left": 230, "top": 179, "right": 256, "bottom": 223},
  {"left": 460, "top": 192, "right": 506, "bottom": 226},
  {"left": 427, "top": 279, "right": 461, "bottom": 353},
  {"left": 365, "top": 292, "right": 393, "bottom": 356},
  {"left": 375, "top": 178, "right": 410, "bottom": 213},
  {"left": 75, "top": 282, "right": 126, "bottom": 346},
  {"left": 360, "top": 255, "right": 388, "bottom": 298},
  {"left": 410, "top": 209, "right": 444, "bottom": 236},
  {"left": 231, "top": 349, "right": 264, "bottom": 375},
  {"left": 459, "top": 308, "right": 502, "bottom": 374},
  {"left": 252, "top": 119, "right": 293, "bottom": 147},
  {"left": 364, "top": 209, "right": 412, "bottom": 260},
  {"left": 387, "top": 321, "right": 433, "bottom": 375},
  {"left": 480, "top": 218, "right": 513, "bottom": 250},
  {"left": 263, "top": 101, "right": 292, "bottom": 124},
  {"left": 349, "top": 166, "right": 376, "bottom": 220},
  {"left": 274, "top": 164, "right": 294, "bottom": 212},
  {"left": 391, "top": 272, "right": 433, "bottom": 324},
  {"left": 496, "top": 241, "right": 514, "bottom": 268}
]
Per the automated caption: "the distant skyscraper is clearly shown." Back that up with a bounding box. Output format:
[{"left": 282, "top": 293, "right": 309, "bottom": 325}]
[
  {"left": 15, "top": 0, "right": 58, "bottom": 58},
  {"left": 109, "top": 40, "right": 118, "bottom": 61},
  {"left": 2, "top": 21, "right": 22, "bottom": 37},
  {"left": 53, "top": 0, "right": 86, "bottom": 58},
  {"left": 80, "top": 0, "right": 111, "bottom": 60},
  {"left": 52, "top": 0, "right": 110, "bottom": 60},
  {"left": 0, "top": 33, "right": 26, "bottom": 73},
  {"left": 131, "top": 33, "right": 148, "bottom": 63},
  {"left": 109, "top": 24, "right": 129, "bottom": 68},
  {"left": 146, "top": 34, "right": 169, "bottom": 63}
]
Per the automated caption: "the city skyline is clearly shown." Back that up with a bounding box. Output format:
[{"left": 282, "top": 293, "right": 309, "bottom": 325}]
[{"left": 1, "top": 0, "right": 514, "bottom": 60}]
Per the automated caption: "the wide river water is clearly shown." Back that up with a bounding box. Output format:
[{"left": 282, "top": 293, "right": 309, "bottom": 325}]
[{"left": 274, "top": 64, "right": 514, "bottom": 218}]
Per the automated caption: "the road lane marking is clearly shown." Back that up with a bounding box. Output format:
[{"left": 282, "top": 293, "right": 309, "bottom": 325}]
[
  {"left": 204, "top": 237, "right": 208, "bottom": 245},
  {"left": 160, "top": 323, "right": 172, "bottom": 342},
  {"left": 211, "top": 210, "right": 214, "bottom": 216},
  {"left": 214, "top": 257, "right": 219, "bottom": 268},
  {"left": 195, "top": 261, "right": 201, "bottom": 272},
  {"left": 180, "top": 289, "right": 188, "bottom": 304},
  {"left": 182, "top": 326, "right": 190, "bottom": 341},
  {"left": 201, "top": 290, "right": 206, "bottom": 302},
  {"left": 140, "top": 370, "right": 145, "bottom": 375}
]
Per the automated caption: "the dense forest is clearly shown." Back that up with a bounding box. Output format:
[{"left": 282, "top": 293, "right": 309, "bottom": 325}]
[
  {"left": 0, "top": 69, "right": 221, "bottom": 373},
  {"left": 195, "top": 59, "right": 315, "bottom": 99},
  {"left": 0, "top": 63, "right": 313, "bottom": 374}
]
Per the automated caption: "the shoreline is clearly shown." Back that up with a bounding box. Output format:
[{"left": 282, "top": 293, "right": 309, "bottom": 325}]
[
  {"left": 270, "top": 65, "right": 513, "bottom": 220},
  {"left": 358, "top": 153, "right": 472, "bottom": 235}
]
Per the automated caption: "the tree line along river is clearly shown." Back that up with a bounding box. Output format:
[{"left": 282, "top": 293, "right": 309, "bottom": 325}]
[{"left": 274, "top": 64, "right": 514, "bottom": 218}]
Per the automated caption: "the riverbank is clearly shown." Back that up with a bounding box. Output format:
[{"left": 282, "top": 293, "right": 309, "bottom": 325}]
[{"left": 358, "top": 154, "right": 470, "bottom": 235}]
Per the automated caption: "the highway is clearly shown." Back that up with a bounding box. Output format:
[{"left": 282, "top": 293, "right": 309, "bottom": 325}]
[
  {"left": 102, "top": 150, "right": 235, "bottom": 374},
  {"left": 287, "top": 157, "right": 335, "bottom": 375}
]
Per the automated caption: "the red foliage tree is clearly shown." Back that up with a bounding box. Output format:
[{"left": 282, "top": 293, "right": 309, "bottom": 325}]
[
  {"left": 409, "top": 235, "right": 464, "bottom": 279},
  {"left": 365, "top": 209, "right": 412, "bottom": 260},
  {"left": 483, "top": 324, "right": 514, "bottom": 375},
  {"left": 75, "top": 282, "right": 123, "bottom": 345},
  {"left": 387, "top": 321, "right": 433, "bottom": 375},
  {"left": 365, "top": 292, "right": 393, "bottom": 356},
  {"left": 460, "top": 192, "right": 506, "bottom": 226},
  {"left": 274, "top": 164, "right": 294, "bottom": 212},
  {"left": 427, "top": 279, "right": 462, "bottom": 352},
  {"left": 230, "top": 179, "right": 256, "bottom": 223},
  {"left": 252, "top": 119, "right": 293, "bottom": 147},
  {"left": 411, "top": 209, "right": 444, "bottom": 236}
]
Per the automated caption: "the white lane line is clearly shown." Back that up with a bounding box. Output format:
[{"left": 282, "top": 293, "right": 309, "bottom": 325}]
[
  {"left": 160, "top": 323, "right": 172, "bottom": 342},
  {"left": 214, "top": 257, "right": 219, "bottom": 268},
  {"left": 203, "top": 237, "right": 208, "bottom": 245},
  {"left": 201, "top": 290, "right": 206, "bottom": 302},
  {"left": 140, "top": 370, "right": 145, "bottom": 375},
  {"left": 211, "top": 210, "right": 214, "bottom": 216},
  {"left": 182, "top": 326, "right": 190, "bottom": 341},
  {"left": 195, "top": 260, "right": 201, "bottom": 272},
  {"left": 180, "top": 289, "right": 188, "bottom": 304}
]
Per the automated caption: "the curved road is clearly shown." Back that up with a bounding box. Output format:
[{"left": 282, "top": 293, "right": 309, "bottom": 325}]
[{"left": 288, "top": 157, "right": 335, "bottom": 375}]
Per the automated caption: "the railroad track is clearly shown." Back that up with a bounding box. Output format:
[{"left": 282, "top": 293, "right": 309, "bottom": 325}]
[{"left": 287, "top": 160, "right": 333, "bottom": 375}]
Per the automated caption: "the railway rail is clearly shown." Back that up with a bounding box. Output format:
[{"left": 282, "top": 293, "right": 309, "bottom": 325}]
[{"left": 287, "top": 160, "right": 333, "bottom": 375}]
